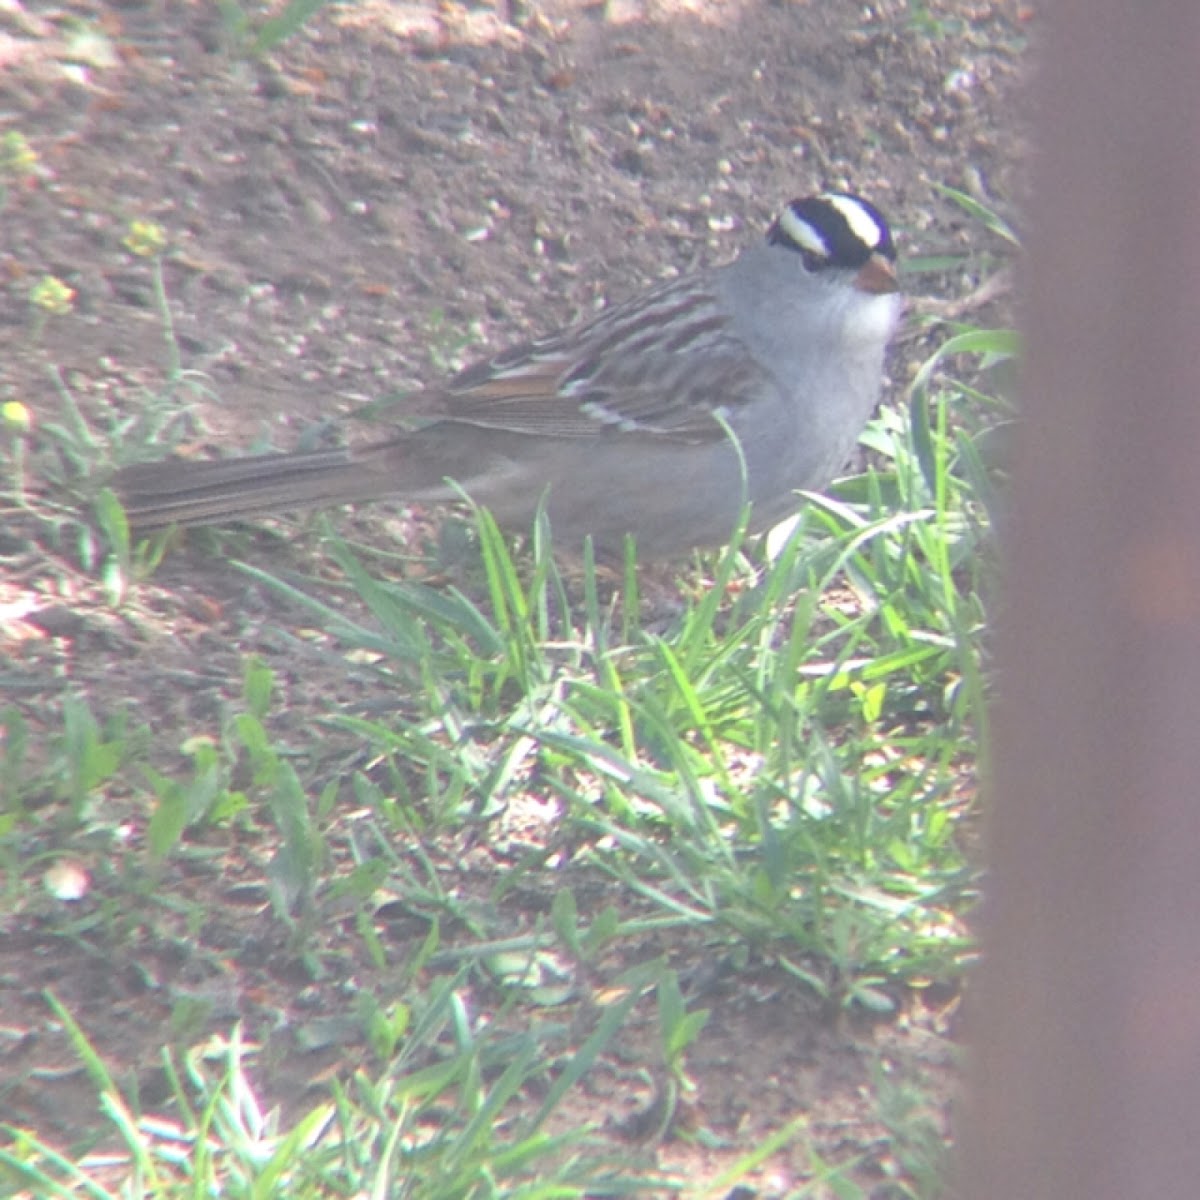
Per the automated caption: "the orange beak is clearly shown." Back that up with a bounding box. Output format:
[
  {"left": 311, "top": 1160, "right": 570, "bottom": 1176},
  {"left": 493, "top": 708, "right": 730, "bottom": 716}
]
[{"left": 855, "top": 252, "right": 900, "bottom": 295}]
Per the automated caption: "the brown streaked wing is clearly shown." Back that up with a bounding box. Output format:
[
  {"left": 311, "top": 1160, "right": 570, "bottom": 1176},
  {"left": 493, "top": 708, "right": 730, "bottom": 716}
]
[{"left": 432, "top": 276, "right": 770, "bottom": 442}]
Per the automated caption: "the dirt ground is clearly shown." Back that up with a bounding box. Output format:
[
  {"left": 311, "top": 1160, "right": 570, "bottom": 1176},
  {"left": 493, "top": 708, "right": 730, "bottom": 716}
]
[{"left": 1, "top": 0, "right": 1028, "bottom": 1192}]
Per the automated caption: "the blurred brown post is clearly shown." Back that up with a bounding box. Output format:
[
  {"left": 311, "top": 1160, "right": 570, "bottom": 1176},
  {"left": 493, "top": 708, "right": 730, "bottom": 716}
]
[{"left": 963, "top": 3, "right": 1200, "bottom": 1197}]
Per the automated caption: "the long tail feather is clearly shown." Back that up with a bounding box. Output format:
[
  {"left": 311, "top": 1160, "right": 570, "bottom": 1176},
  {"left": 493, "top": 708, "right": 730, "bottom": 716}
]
[{"left": 116, "top": 448, "right": 395, "bottom": 530}]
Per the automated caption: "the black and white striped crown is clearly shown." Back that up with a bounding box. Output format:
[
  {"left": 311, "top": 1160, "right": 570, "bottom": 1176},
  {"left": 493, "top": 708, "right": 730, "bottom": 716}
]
[{"left": 767, "top": 192, "right": 896, "bottom": 272}]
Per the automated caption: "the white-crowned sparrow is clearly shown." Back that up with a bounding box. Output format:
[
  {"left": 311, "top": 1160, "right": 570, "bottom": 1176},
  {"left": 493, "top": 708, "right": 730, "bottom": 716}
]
[{"left": 117, "top": 193, "right": 901, "bottom": 558}]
